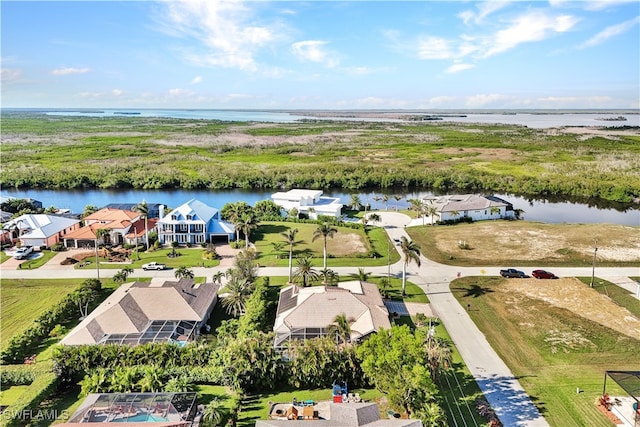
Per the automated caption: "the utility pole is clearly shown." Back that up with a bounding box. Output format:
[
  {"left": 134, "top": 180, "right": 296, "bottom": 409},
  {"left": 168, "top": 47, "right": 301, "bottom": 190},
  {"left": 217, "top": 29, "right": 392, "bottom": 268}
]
[
  {"left": 94, "top": 239, "right": 100, "bottom": 280},
  {"left": 590, "top": 239, "right": 597, "bottom": 287}
]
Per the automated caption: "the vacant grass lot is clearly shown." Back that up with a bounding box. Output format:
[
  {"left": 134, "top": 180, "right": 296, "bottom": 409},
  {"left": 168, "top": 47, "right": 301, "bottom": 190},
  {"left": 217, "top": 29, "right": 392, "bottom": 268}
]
[
  {"left": 253, "top": 222, "right": 399, "bottom": 267},
  {"left": 0, "top": 279, "right": 86, "bottom": 347},
  {"left": 451, "top": 276, "right": 640, "bottom": 427},
  {"left": 2, "top": 114, "right": 638, "bottom": 204},
  {"left": 406, "top": 221, "right": 640, "bottom": 266}
]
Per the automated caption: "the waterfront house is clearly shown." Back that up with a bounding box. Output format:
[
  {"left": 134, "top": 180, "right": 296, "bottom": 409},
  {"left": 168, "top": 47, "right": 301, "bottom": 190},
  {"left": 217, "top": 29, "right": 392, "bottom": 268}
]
[
  {"left": 271, "top": 189, "right": 343, "bottom": 219},
  {"left": 422, "top": 194, "right": 514, "bottom": 223},
  {"left": 63, "top": 207, "right": 156, "bottom": 248},
  {"left": 273, "top": 281, "right": 391, "bottom": 350},
  {"left": 60, "top": 279, "right": 219, "bottom": 346},
  {"left": 2, "top": 214, "right": 80, "bottom": 248},
  {"left": 156, "top": 199, "right": 234, "bottom": 245}
]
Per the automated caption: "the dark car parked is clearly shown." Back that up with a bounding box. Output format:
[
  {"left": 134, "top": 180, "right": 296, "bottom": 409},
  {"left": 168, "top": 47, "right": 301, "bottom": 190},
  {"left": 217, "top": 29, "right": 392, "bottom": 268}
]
[{"left": 532, "top": 269, "right": 558, "bottom": 279}]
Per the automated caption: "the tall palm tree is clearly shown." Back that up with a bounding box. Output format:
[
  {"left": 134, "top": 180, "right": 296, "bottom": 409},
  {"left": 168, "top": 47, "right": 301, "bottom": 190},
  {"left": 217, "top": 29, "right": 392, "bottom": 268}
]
[
  {"left": 425, "top": 202, "right": 438, "bottom": 225},
  {"left": 281, "top": 228, "right": 299, "bottom": 283},
  {"left": 271, "top": 241, "right": 285, "bottom": 259},
  {"left": 368, "top": 213, "right": 381, "bottom": 225},
  {"left": 408, "top": 198, "right": 426, "bottom": 225},
  {"left": 238, "top": 213, "right": 258, "bottom": 249},
  {"left": 326, "top": 313, "right": 355, "bottom": 345},
  {"left": 490, "top": 206, "right": 501, "bottom": 217},
  {"left": 353, "top": 267, "right": 369, "bottom": 281},
  {"left": 349, "top": 194, "right": 362, "bottom": 211},
  {"left": 312, "top": 222, "right": 338, "bottom": 270},
  {"left": 399, "top": 236, "right": 421, "bottom": 296},
  {"left": 425, "top": 336, "right": 452, "bottom": 383},
  {"left": 293, "top": 255, "right": 320, "bottom": 287},
  {"left": 174, "top": 265, "right": 194, "bottom": 280},
  {"left": 134, "top": 200, "right": 150, "bottom": 249}
]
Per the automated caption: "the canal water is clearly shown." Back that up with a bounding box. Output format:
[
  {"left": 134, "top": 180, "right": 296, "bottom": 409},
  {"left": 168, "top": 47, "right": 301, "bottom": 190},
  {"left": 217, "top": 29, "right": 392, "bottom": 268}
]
[{"left": 1, "top": 188, "right": 638, "bottom": 226}]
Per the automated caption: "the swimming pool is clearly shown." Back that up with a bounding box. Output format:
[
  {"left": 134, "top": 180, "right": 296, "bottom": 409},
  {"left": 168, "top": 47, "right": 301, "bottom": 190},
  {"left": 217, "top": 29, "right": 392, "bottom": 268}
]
[{"left": 112, "top": 413, "right": 168, "bottom": 422}]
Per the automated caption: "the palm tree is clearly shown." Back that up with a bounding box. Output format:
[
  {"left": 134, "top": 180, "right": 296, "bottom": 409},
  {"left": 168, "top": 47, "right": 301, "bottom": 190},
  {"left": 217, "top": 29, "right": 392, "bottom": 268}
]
[
  {"left": 450, "top": 210, "right": 460, "bottom": 221},
  {"left": 120, "top": 266, "right": 133, "bottom": 280},
  {"left": 425, "top": 202, "right": 438, "bottom": 225},
  {"left": 425, "top": 336, "right": 452, "bottom": 383},
  {"left": 112, "top": 271, "right": 127, "bottom": 285},
  {"left": 368, "top": 213, "right": 381, "bottom": 225},
  {"left": 293, "top": 255, "right": 320, "bottom": 287},
  {"left": 212, "top": 271, "right": 225, "bottom": 284},
  {"left": 408, "top": 198, "right": 426, "bottom": 225},
  {"left": 392, "top": 194, "right": 403, "bottom": 210},
  {"left": 399, "top": 236, "right": 421, "bottom": 296},
  {"left": 326, "top": 313, "right": 355, "bottom": 345},
  {"left": 271, "top": 241, "right": 285, "bottom": 259},
  {"left": 320, "top": 268, "right": 339, "bottom": 285},
  {"left": 353, "top": 267, "right": 369, "bottom": 281},
  {"left": 238, "top": 213, "right": 258, "bottom": 249},
  {"left": 134, "top": 200, "right": 150, "bottom": 249},
  {"left": 312, "top": 222, "right": 338, "bottom": 270},
  {"left": 221, "top": 277, "right": 252, "bottom": 316},
  {"left": 95, "top": 228, "right": 110, "bottom": 246},
  {"left": 174, "top": 265, "right": 194, "bottom": 280},
  {"left": 281, "top": 228, "right": 299, "bottom": 283},
  {"left": 202, "top": 398, "right": 227, "bottom": 427},
  {"left": 349, "top": 194, "right": 362, "bottom": 211}
]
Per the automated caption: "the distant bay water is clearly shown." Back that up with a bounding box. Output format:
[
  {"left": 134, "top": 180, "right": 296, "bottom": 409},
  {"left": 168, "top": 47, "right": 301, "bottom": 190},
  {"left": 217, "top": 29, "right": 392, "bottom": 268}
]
[
  {"left": 2, "top": 188, "right": 638, "bottom": 226},
  {"left": 6, "top": 108, "right": 638, "bottom": 128}
]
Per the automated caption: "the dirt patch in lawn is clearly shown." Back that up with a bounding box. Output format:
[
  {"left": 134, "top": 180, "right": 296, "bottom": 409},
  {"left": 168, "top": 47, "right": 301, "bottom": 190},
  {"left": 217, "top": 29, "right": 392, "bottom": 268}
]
[
  {"left": 328, "top": 233, "right": 368, "bottom": 256},
  {"left": 501, "top": 278, "right": 640, "bottom": 341},
  {"left": 418, "top": 222, "right": 640, "bottom": 264}
]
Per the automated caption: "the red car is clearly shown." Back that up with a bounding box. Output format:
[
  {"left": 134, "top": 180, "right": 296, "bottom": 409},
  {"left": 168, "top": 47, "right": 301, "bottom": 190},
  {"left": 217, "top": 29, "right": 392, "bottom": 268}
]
[{"left": 532, "top": 270, "right": 557, "bottom": 279}]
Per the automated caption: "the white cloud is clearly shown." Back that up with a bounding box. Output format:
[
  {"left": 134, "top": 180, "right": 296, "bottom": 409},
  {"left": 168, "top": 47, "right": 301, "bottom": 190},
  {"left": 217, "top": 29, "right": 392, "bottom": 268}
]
[
  {"left": 291, "top": 40, "right": 339, "bottom": 67},
  {"left": 483, "top": 11, "right": 579, "bottom": 57},
  {"left": 51, "top": 67, "right": 91, "bottom": 76},
  {"left": 582, "top": 0, "right": 639, "bottom": 11},
  {"left": 111, "top": 89, "right": 124, "bottom": 97},
  {"left": 580, "top": 16, "right": 640, "bottom": 48},
  {"left": 459, "top": 1, "right": 512, "bottom": 25},
  {"left": 191, "top": 75, "right": 203, "bottom": 84},
  {"left": 416, "top": 36, "right": 455, "bottom": 60},
  {"left": 446, "top": 63, "right": 475, "bottom": 74},
  {"left": 168, "top": 88, "right": 195, "bottom": 97},
  {"left": 465, "top": 93, "right": 514, "bottom": 108},
  {"left": 1, "top": 68, "right": 22, "bottom": 82},
  {"left": 156, "top": 0, "right": 283, "bottom": 72}
]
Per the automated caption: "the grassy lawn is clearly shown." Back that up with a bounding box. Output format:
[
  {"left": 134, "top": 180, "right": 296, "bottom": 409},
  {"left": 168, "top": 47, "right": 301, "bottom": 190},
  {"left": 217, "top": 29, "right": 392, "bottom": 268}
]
[
  {"left": 450, "top": 276, "right": 639, "bottom": 427},
  {"left": 1, "top": 251, "right": 11, "bottom": 263},
  {"left": 73, "top": 247, "right": 220, "bottom": 270},
  {"left": 406, "top": 221, "right": 639, "bottom": 267},
  {"left": 0, "top": 279, "right": 86, "bottom": 347},
  {"left": 19, "top": 250, "right": 59, "bottom": 269},
  {"left": 253, "top": 222, "right": 399, "bottom": 268},
  {"left": 0, "top": 385, "right": 30, "bottom": 406}
]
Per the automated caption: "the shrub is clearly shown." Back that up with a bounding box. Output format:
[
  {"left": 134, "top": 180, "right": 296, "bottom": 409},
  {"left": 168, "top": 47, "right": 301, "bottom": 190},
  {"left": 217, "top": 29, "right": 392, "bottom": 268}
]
[{"left": 50, "top": 243, "right": 65, "bottom": 252}]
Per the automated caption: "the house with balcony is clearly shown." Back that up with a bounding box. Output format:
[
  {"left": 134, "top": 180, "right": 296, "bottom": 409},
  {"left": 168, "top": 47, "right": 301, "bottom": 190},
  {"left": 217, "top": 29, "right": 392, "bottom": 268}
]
[
  {"left": 156, "top": 199, "right": 234, "bottom": 245},
  {"left": 271, "top": 189, "right": 343, "bottom": 219},
  {"left": 63, "top": 207, "right": 156, "bottom": 248}
]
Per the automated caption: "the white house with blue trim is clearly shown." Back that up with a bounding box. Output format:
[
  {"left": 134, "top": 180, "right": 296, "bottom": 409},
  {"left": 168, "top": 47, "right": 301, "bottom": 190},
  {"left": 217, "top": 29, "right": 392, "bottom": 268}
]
[{"left": 156, "top": 199, "right": 234, "bottom": 245}]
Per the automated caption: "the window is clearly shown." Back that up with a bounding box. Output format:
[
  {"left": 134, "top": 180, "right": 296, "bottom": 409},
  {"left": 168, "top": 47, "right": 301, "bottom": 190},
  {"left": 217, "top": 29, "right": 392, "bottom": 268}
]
[
  {"left": 171, "top": 215, "right": 177, "bottom": 221},
  {"left": 186, "top": 215, "right": 193, "bottom": 220}
]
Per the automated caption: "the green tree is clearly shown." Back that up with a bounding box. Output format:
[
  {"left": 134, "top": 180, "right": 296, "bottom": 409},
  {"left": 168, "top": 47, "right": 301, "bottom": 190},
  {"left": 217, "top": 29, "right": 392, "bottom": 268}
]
[
  {"left": 174, "top": 265, "right": 194, "bottom": 280},
  {"left": 320, "top": 268, "right": 339, "bottom": 285},
  {"left": 79, "top": 370, "right": 110, "bottom": 397},
  {"left": 164, "top": 377, "right": 194, "bottom": 393},
  {"left": 112, "top": 271, "right": 127, "bottom": 285},
  {"left": 134, "top": 199, "right": 150, "bottom": 249},
  {"left": 237, "top": 278, "right": 269, "bottom": 336},
  {"left": 221, "top": 202, "right": 253, "bottom": 245},
  {"left": 400, "top": 236, "right": 421, "bottom": 296},
  {"left": 281, "top": 228, "right": 299, "bottom": 283},
  {"left": 212, "top": 271, "right": 225, "bottom": 284},
  {"left": 490, "top": 206, "right": 501, "bottom": 217},
  {"left": 424, "top": 335, "right": 452, "bottom": 384},
  {"left": 110, "top": 366, "right": 137, "bottom": 393},
  {"left": 81, "top": 204, "right": 98, "bottom": 219},
  {"left": 353, "top": 267, "right": 369, "bottom": 282},
  {"left": 72, "top": 287, "right": 98, "bottom": 319},
  {"left": 271, "top": 241, "right": 285, "bottom": 259},
  {"left": 293, "top": 255, "right": 320, "bottom": 287},
  {"left": 221, "top": 277, "right": 253, "bottom": 317},
  {"left": 138, "top": 366, "right": 163, "bottom": 392},
  {"left": 357, "top": 325, "right": 437, "bottom": 417},
  {"left": 253, "top": 199, "right": 282, "bottom": 219},
  {"left": 238, "top": 212, "right": 259, "bottom": 249},
  {"left": 349, "top": 194, "right": 362, "bottom": 210},
  {"left": 312, "top": 222, "right": 338, "bottom": 271},
  {"left": 226, "top": 248, "right": 258, "bottom": 283}
]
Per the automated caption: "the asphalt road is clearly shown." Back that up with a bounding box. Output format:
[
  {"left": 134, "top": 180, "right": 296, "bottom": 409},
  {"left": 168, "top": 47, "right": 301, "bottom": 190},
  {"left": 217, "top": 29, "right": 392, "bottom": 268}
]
[{"left": 2, "top": 212, "right": 638, "bottom": 427}]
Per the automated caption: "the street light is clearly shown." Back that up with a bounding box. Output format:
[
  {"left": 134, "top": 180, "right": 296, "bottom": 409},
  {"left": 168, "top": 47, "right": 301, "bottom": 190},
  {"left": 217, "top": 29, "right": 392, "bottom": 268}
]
[{"left": 590, "top": 239, "right": 598, "bottom": 287}]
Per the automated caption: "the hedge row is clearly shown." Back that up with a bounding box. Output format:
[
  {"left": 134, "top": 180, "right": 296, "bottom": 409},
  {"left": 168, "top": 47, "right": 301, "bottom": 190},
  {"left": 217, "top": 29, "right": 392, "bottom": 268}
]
[
  {"left": 0, "top": 371, "right": 60, "bottom": 427},
  {"left": 0, "top": 364, "right": 51, "bottom": 386}
]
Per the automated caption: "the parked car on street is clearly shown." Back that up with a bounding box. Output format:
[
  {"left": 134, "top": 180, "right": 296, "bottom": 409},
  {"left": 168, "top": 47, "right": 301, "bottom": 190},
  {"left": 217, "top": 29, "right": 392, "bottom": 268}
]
[
  {"left": 499, "top": 268, "right": 528, "bottom": 278},
  {"left": 532, "top": 269, "right": 558, "bottom": 279},
  {"left": 142, "top": 262, "right": 167, "bottom": 271},
  {"left": 13, "top": 246, "right": 34, "bottom": 260}
]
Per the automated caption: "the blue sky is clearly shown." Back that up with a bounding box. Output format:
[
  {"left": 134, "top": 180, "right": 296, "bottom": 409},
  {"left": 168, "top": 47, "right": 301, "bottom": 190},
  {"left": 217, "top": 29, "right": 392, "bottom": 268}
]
[{"left": 2, "top": 0, "right": 639, "bottom": 109}]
